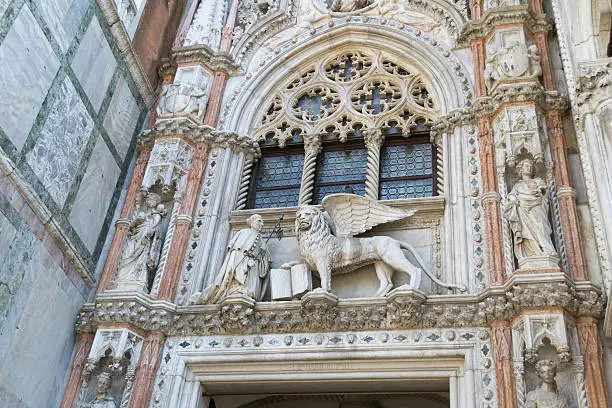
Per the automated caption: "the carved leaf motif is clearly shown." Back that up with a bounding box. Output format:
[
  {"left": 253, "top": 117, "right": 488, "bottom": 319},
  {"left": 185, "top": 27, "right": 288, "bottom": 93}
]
[{"left": 321, "top": 193, "right": 415, "bottom": 237}]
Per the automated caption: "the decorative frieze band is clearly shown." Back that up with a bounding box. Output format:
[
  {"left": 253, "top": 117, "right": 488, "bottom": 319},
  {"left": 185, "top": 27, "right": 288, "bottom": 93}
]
[
  {"left": 137, "top": 118, "right": 261, "bottom": 156},
  {"left": 457, "top": 4, "right": 553, "bottom": 47},
  {"left": 77, "top": 273, "right": 604, "bottom": 336}
]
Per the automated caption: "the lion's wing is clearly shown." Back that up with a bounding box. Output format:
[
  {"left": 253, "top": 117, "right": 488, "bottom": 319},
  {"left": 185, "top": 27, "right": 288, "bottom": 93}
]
[{"left": 321, "top": 194, "right": 415, "bottom": 237}]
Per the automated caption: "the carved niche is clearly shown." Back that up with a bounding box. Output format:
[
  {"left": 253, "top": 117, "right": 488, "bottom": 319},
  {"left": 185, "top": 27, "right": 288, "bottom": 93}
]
[
  {"left": 511, "top": 314, "right": 587, "bottom": 408},
  {"left": 156, "top": 65, "right": 212, "bottom": 124},
  {"left": 142, "top": 138, "right": 195, "bottom": 193},
  {"left": 493, "top": 105, "right": 562, "bottom": 272},
  {"left": 484, "top": 27, "right": 542, "bottom": 91},
  {"left": 77, "top": 329, "right": 143, "bottom": 408}
]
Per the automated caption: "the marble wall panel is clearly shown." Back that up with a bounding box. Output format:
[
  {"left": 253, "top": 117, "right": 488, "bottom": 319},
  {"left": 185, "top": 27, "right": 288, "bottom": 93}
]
[
  {"left": 69, "top": 136, "right": 121, "bottom": 251},
  {"left": 0, "top": 261, "right": 85, "bottom": 408},
  {"left": 0, "top": 0, "right": 10, "bottom": 18},
  {"left": 103, "top": 76, "right": 140, "bottom": 160},
  {"left": 71, "top": 16, "right": 116, "bottom": 111},
  {"left": 34, "top": 0, "right": 90, "bottom": 52},
  {"left": 26, "top": 77, "right": 94, "bottom": 206},
  {"left": 0, "top": 5, "right": 60, "bottom": 151}
]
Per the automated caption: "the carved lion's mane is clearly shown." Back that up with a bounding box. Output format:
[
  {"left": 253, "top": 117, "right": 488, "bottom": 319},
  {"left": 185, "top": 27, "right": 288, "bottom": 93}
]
[{"left": 295, "top": 207, "right": 338, "bottom": 262}]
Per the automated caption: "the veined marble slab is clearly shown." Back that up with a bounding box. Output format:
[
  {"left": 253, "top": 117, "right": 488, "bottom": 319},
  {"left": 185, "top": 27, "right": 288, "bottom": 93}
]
[
  {"left": 71, "top": 16, "right": 116, "bottom": 111},
  {"left": 26, "top": 77, "right": 94, "bottom": 206},
  {"left": 69, "top": 135, "right": 121, "bottom": 251},
  {"left": 0, "top": 5, "right": 60, "bottom": 151},
  {"left": 103, "top": 76, "right": 140, "bottom": 160},
  {"left": 34, "top": 0, "right": 90, "bottom": 52}
]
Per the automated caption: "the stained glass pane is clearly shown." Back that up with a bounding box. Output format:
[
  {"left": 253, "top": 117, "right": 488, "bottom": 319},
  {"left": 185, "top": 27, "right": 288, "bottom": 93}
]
[
  {"left": 316, "top": 149, "right": 367, "bottom": 184},
  {"left": 380, "top": 143, "right": 433, "bottom": 179},
  {"left": 252, "top": 152, "right": 304, "bottom": 208},
  {"left": 254, "top": 188, "right": 301, "bottom": 208},
  {"left": 380, "top": 178, "right": 434, "bottom": 200},
  {"left": 314, "top": 183, "right": 366, "bottom": 205}
]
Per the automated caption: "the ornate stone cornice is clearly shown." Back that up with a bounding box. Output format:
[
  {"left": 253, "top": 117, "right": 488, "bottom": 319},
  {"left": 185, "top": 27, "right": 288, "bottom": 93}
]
[
  {"left": 163, "top": 45, "right": 241, "bottom": 76},
  {"left": 137, "top": 118, "right": 261, "bottom": 157},
  {"left": 473, "top": 83, "right": 568, "bottom": 117},
  {"left": 76, "top": 273, "right": 604, "bottom": 335},
  {"left": 95, "top": 0, "right": 155, "bottom": 106},
  {"left": 430, "top": 108, "right": 476, "bottom": 142},
  {"left": 457, "top": 5, "right": 552, "bottom": 47}
]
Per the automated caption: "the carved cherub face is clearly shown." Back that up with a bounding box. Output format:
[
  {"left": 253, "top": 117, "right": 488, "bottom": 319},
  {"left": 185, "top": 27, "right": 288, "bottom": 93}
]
[
  {"left": 97, "top": 373, "right": 112, "bottom": 394},
  {"left": 145, "top": 193, "right": 161, "bottom": 208},
  {"left": 518, "top": 159, "right": 535, "bottom": 179},
  {"left": 296, "top": 206, "right": 318, "bottom": 231},
  {"left": 535, "top": 360, "right": 557, "bottom": 384},
  {"left": 247, "top": 214, "right": 264, "bottom": 231}
]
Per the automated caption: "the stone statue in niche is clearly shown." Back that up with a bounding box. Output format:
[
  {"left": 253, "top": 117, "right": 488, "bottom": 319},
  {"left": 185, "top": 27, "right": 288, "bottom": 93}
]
[
  {"left": 115, "top": 192, "right": 167, "bottom": 292},
  {"left": 525, "top": 360, "right": 568, "bottom": 408},
  {"left": 484, "top": 42, "right": 542, "bottom": 90},
  {"left": 503, "top": 158, "right": 559, "bottom": 269},
  {"left": 80, "top": 372, "right": 116, "bottom": 408},
  {"left": 288, "top": 194, "right": 466, "bottom": 296},
  {"left": 194, "top": 214, "right": 271, "bottom": 303}
]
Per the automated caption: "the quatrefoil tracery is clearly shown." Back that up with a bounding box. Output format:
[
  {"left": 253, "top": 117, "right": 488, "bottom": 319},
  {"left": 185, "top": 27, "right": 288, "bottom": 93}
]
[{"left": 255, "top": 50, "right": 438, "bottom": 144}]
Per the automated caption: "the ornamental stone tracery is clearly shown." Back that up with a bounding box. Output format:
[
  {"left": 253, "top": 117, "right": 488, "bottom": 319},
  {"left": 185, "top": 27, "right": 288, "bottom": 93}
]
[{"left": 253, "top": 50, "right": 438, "bottom": 143}]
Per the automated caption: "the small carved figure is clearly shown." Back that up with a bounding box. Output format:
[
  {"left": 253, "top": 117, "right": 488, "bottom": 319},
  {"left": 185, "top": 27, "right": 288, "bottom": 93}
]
[
  {"left": 115, "top": 192, "right": 166, "bottom": 291},
  {"left": 330, "top": 0, "right": 373, "bottom": 12},
  {"left": 525, "top": 360, "right": 568, "bottom": 408},
  {"left": 81, "top": 372, "right": 116, "bottom": 408},
  {"left": 196, "top": 214, "right": 271, "bottom": 303},
  {"left": 290, "top": 194, "right": 466, "bottom": 296},
  {"left": 156, "top": 83, "right": 208, "bottom": 119},
  {"left": 503, "top": 159, "right": 558, "bottom": 266}
]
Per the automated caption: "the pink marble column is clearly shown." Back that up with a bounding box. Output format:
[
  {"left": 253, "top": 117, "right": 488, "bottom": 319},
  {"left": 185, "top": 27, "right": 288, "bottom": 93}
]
[
  {"left": 97, "top": 147, "right": 152, "bottom": 292},
  {"left": 59, "top": 333, "right": 94, "bottom": 408},
  {"left": 492, "top": 323, "right": 517, "bottom": 408},
  {"left": 203, "top": 70, "right": 229, "bottom": 127},
  {"left": 129, "top": 332, "right": 166, "bottom": 408},
  {"left": 157, "top": 144, "right": 209, "bottom": 301},
  {"left": 577, "top": 317, "right": 611, "bottom": 408}
]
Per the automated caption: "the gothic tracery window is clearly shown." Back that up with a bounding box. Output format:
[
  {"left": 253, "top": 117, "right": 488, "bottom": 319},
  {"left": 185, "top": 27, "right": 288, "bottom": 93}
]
[{"left": 246, "top": 50, "right": 439, "bottom": 209}]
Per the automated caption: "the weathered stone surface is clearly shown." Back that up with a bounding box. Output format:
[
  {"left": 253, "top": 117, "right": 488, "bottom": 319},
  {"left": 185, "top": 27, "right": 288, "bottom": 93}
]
[
  {"left": 0, "top": 5, "right": 60, "bottom": 150},
  {"left": 26, "top": 77, "right": 94, "bottom": 206},
  {"left": 71, "top": 16, "right": 116, "bottom": 111},
  {"left": 69, "top": 136, "right": 120, "bottom": 251},
  {"left": 34, "top": 0, "right": 90, "bottom": 52},
  {"left": 103, "top": 76, "right": 140, "bottom": 160}
]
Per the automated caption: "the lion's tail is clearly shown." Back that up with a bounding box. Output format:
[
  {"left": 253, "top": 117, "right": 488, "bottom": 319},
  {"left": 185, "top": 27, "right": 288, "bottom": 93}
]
[{"left": 398, "top": 241, "right": 467, "bottom": 293}]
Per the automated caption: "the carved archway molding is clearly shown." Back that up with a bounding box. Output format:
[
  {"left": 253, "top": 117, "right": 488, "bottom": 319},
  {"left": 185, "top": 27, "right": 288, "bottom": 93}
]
[
  {"left": 220, "top": 23, "right": 475, "bottom": 134},
  {"left": 229, "top": 0, "right": 469, "bottom": 67}
]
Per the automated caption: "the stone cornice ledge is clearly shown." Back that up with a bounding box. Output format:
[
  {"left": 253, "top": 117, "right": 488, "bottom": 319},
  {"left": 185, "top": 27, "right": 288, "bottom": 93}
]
[
  {"left": 75, "top": 272, "right": 604, "bottom": 335},
  {"left": 96, "top": 0, "right": 155, "bottom": 107},
  {"left": 158, "top": 45, "right": 241, "bottom": 77},
  {"left": 0, "top": 149, "right": 94, "bottom": 286},
  {"left": 137, "top": 118, "right": 261, "bottom": 157},
  {"left": 457, "top": 4, "right": 553, "bottom": 47}
]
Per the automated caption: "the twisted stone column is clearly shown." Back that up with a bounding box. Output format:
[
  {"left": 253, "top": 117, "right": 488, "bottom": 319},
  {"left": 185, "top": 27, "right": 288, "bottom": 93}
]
[
  {"left": 298, "top": 134, "right": 322, "bottom": 205},
  {"left": 129, "top": 332, "right": 166, "bottom": 408},
  {"left": 98, "top": 147, "right": 152, "bottom": 292},
  {"left": 577, "top": 317, "right": 611, "bottom": 408},
  {"left": 158, "top": 144, "right": 209, "bottom": 301},
  {"left": 59, "top": 333, "right": 94, "bottom": 408},
  {"left": 235, "top": 157, "right": 254, "bottom": 209},
  {"left": 364, "top": 129, "right": 384, "bottom": 200}
]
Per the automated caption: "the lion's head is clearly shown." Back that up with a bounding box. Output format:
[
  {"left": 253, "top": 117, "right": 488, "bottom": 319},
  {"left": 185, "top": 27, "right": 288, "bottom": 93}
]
[{"left": 295, "top": 205, "right": 333, "bottom": 242}]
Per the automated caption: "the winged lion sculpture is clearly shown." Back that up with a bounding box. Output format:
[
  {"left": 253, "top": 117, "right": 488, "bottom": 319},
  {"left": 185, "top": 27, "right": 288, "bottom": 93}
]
[{"left": 291, "top": 194, "right": 466, "bottom": 296}]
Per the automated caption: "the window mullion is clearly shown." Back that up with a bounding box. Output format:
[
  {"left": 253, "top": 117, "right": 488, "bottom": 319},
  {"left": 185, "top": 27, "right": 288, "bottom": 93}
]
[
  {"left": 364, "top": 129, "right": 385, "bottom": 200},
  {"left": 298, "top": 134, "right": 323, "bottom": 205},
  {"left": 235, "top": 156, "right": 256, "bottom": 210}
]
